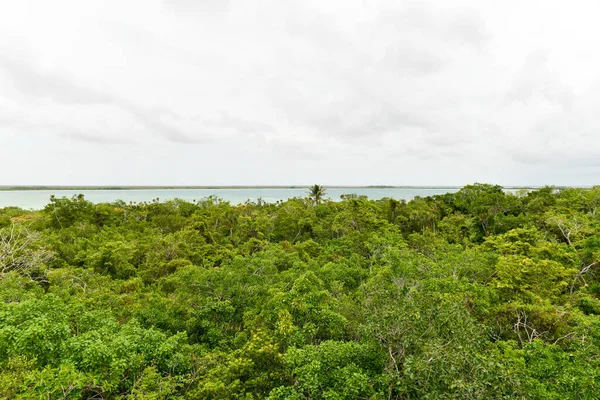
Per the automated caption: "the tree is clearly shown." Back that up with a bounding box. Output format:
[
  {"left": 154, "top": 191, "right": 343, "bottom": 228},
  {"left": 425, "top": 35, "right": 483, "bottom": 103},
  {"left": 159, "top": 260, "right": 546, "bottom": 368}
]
[
  {"left": 4, "top": 184, "right": 600, "bottom": 398},
  {"left": 0, "top": 222, "right": 52, "bottom": 278},
  {"left": 453, "top": 183, "right": 509, "bottom": 238},
  {"left": 307, "top": 184, "right": 326, "bottom": 205}
]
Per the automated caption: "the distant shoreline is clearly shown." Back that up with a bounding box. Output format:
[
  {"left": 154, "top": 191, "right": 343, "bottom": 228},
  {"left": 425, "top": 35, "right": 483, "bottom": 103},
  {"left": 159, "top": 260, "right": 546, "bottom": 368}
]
[{"left": 0, "top": 185, "right": 560, "bottom": 191}]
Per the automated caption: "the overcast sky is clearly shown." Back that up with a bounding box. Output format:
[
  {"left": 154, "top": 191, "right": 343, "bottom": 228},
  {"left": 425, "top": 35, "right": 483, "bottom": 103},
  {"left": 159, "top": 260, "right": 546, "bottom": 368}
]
[{"left": 1, "top": 0, "right": 600, "bottom": 186}]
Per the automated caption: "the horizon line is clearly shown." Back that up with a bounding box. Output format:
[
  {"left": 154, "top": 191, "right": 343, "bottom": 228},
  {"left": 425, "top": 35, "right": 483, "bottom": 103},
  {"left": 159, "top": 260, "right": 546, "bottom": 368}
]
[{"left": 0, "top": 184, "right": 586, "bottom": 191}]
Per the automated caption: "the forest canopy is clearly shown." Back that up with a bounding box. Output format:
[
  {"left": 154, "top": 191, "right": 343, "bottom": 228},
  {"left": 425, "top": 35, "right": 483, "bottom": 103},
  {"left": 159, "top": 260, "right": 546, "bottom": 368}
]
[{"left": 1, "top": 184, "right": 600, "bottom": 399}]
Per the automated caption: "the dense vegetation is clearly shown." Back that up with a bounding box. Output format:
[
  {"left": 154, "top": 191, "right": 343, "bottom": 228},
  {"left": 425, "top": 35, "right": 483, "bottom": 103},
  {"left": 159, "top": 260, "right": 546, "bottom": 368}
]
[{"left": 1, "top": 184, "right": 600, "bottom": 399}]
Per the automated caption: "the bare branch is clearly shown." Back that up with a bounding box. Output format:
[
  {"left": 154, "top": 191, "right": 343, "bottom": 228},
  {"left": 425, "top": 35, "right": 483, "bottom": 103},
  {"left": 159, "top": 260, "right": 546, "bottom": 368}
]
[
  {"left": 570, "top": 262, "right": 598, "bottom": 295},
  {"left": 0, "top": 222, "right": 53, "bottom": 278}
]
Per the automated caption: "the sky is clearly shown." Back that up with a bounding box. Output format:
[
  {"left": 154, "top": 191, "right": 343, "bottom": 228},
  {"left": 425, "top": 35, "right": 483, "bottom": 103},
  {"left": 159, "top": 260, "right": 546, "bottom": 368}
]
[{"left": 1, "top": 0, "right": 600, "bottom": 186}]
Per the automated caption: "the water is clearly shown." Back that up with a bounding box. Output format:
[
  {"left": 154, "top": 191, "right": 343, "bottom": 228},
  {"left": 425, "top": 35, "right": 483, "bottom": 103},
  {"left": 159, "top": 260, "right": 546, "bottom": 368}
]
[{"left": 0, "top": 188, "right": 462, "bottom": 210}]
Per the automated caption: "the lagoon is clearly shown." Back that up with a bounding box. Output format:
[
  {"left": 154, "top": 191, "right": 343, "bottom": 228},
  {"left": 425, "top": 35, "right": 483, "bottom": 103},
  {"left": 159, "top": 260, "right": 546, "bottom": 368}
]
[{"left": 0, "top": 187, "right": 465, "bottom": 210}]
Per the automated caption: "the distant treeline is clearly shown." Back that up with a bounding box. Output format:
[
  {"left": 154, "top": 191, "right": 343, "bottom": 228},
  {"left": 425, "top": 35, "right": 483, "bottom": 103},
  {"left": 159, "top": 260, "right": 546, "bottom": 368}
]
[{"left": 0, "top": 184, "right": 574, "bottom": 191}]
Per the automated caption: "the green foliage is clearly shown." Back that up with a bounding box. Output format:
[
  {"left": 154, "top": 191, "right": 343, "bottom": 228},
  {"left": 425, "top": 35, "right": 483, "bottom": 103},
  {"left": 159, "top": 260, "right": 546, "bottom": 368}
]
[
  {"left": 3, "top": 184, "right": 600, "bottom": 398},
  {"left": 271, "top": 341, "right": 386, "bottom": 399}
]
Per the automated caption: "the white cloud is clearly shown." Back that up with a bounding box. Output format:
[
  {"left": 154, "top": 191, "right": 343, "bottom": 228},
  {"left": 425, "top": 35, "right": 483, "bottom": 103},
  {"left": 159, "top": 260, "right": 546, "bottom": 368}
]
[{"left": 1, "top": 0, "right": 600, "bottom": 186}]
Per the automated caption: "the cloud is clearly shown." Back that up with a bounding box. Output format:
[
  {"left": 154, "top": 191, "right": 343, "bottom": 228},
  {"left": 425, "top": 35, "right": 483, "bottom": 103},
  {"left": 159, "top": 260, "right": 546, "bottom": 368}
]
[
  {"left": 59, "top": 131, "right": 134, "bottom": 145},
  {"left": 487, "top": 50, "right": 600, "bottom": 169},
  {"left": 1, "top": 0, "right": 600, "bottom": 186},
  {"left": 506, "top": 50, "right": 574, "bottom": 108},
  {"left": 0, "top": 51, "right": 208, "bottom": 144},
  {"left": 162, "top": 0, "right": 229, "bottom": 13},
  {"left": 256, "top": 0, "right": 493, "bottom": 149},
  {"left": 0, "top": 54, "right": 112, "bottom": 105},
  {"left": 211, "top": 113, "right": 276, "bottom": 135}
]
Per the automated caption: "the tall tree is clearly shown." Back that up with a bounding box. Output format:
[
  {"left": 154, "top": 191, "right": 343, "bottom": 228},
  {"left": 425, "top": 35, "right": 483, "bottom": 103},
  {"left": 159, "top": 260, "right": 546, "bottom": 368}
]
[{"left": 308, "top": 184, "right": 326, "bottom": 205}]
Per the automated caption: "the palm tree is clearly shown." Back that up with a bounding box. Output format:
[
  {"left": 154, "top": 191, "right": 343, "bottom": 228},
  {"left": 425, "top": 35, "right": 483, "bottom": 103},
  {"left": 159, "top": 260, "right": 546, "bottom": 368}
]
[{"left": 308, "top": 184, "right": 327, "bottom": 204}]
